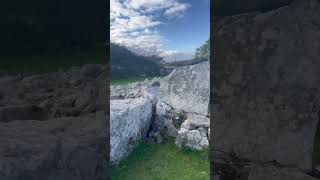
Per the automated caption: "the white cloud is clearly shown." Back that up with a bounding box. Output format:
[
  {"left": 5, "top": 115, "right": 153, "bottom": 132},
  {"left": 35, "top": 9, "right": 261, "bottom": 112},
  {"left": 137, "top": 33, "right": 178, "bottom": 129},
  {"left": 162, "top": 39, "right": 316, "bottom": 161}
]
[
  {"left": 164, "top": 2, "right": 190, "bottom": 18},
  {"left": 160, "top": 50, "right": 195, "bottom": 62},
  {"left": 110, "top": 0, "right": 192, "bottom": 61}
]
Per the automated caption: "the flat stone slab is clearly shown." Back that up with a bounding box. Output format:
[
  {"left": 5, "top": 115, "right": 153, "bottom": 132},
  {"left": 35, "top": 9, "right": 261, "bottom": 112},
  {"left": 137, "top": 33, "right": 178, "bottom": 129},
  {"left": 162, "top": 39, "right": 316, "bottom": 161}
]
[{"left": 110, "top": 98, "right": 153, "bottom": 164}]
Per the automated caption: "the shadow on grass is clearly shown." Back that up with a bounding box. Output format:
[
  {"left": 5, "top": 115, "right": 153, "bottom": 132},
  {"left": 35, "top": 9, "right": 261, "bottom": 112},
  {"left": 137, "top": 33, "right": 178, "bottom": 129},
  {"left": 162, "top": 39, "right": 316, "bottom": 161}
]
[{"left": 111, "top": 140, "right": 209, "bottom": 180}]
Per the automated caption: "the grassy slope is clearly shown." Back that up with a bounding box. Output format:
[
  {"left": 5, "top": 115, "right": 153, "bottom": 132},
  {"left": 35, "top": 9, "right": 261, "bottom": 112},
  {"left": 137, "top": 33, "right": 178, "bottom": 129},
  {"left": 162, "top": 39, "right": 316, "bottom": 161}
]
[
  {"left": 0, "top": 48, "right": 107, "bottom": 75},
  {"left": 111, "top": 141, "right": 209, "bottom": 180}
]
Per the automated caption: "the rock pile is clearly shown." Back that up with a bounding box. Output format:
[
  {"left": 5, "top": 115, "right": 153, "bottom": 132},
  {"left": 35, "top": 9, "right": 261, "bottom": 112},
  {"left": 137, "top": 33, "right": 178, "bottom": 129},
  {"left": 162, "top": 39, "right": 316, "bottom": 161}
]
[
  {"left": 110, "top": 61, "right": 210, "bottom": 164},
  {"left": 0, "top": 64, "right": 108, "bottom": 180},
  {"left": 212, "top": 0, "right": 320, "bottom": 179}
]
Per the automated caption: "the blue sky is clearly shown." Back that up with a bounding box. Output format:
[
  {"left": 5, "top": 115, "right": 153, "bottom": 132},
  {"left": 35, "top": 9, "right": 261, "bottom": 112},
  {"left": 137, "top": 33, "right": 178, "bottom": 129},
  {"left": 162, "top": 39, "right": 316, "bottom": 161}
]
[
  {"left": 158, "top": 0, "right": 210, "bottom": 52},
  {"left": 110, "top": 0, "right": 210, "bottom": 61}
]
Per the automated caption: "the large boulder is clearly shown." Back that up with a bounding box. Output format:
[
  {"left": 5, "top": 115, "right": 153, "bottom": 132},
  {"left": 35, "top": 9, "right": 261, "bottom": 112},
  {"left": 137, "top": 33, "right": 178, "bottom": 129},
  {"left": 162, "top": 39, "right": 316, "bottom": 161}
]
[
  {"left": 176, "top": 128, "right": 209, "bottom": 150},
  {"left": 110, "top": 97, "right": 153, "bottom": 164},
  {"left": 212, "top": 0, "right": 320, "bottom": 173},
  {"left": 0, "top": 111, "right": 107, "bottom": 180},
  {"left": 154, "top": 101, "right": 187, "bottom": 137},
  {"left": 176, "top": 113, "right": 210, "bottom": 150},
  {"left": 159, "top": 61, "right": 210, "bottom": 115},
  {"left": 154, "top": 61, "right": 210, "bottom": 150}
]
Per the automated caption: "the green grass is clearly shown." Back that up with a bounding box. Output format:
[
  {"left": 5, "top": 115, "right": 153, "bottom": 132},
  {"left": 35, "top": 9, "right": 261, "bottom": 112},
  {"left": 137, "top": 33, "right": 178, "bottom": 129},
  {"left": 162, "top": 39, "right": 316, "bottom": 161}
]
[
  {"left": 111, "top": 140, "right": 209, "bottom": 180},
  {"left": 0, "top": 48, "right": 108, "bottom": 75},
  {"left": 111, "top": 76, "right": 158, "bottom": 85}
]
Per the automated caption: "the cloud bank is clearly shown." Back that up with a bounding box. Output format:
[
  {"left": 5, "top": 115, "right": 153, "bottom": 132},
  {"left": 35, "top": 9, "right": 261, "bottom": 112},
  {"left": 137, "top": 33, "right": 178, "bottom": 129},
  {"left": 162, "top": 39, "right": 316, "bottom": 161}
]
[{"left": 110, "top": 0, "right": 193, "bottom": 61}]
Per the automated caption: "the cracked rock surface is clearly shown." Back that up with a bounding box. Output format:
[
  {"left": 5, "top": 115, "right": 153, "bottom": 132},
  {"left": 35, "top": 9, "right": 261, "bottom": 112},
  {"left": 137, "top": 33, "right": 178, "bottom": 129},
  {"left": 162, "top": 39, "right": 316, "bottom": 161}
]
[
  {"left": 110, "top": 61, "right": 210, "bottom": 163},
  {"left": 212, "top": 0, "right": 320, "bottom": 179},
  {"left": 0, "top": 64, "right": 108, "bottom": 180}
]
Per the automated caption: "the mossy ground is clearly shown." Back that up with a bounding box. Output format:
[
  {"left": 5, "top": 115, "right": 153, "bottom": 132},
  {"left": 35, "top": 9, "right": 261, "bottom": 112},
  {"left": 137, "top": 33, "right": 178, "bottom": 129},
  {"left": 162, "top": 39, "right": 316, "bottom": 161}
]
[{"left": 111, "top": 140, "right": 209, "bottom": 180}]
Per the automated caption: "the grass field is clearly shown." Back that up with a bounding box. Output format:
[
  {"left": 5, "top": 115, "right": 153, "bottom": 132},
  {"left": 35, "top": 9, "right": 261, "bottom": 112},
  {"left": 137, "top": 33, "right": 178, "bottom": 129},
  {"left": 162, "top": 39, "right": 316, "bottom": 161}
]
[
  {"left": 111, "top": 140, "right": 209, "bottom": 180},
  {"left": 0, "top": 48, "right": 107, "bottom": 75}
]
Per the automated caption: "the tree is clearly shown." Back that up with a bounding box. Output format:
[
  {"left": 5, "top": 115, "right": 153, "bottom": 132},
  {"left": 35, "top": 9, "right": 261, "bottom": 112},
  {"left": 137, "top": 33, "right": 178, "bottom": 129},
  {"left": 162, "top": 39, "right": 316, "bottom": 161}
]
[{"left": 195, "top": 39, "right": 210, "bottom": 61}]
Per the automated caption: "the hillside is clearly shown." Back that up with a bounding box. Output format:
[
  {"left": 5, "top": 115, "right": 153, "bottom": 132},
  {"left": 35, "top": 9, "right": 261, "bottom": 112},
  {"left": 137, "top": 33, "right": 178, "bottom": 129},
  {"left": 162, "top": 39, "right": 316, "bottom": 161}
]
[{"left": 110, "top": 43, "right": 164, "bottom": 79}]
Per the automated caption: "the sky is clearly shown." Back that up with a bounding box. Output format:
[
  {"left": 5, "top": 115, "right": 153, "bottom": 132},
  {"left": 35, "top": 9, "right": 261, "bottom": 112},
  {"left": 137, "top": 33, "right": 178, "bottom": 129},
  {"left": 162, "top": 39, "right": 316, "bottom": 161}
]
[{"left": 110, "top": 0, "right": 210, "bottom": 61}]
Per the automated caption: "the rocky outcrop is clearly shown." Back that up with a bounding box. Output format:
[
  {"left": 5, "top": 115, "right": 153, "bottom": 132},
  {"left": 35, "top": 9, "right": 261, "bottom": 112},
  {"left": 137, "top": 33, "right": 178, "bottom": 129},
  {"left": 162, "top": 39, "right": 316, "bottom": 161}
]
[
  {"left": 110, "top": 98, "right": 153, "bottom": 163},
  {"left": 176, "top": 113, "right": 210, "bottom": 150},
  {"left": 159, "top": 61, "right": 210, "bottom": 115},
  {"left": 110, "top": 78, "right": 161, "bottom": 164},
  {"left": 153, "top": 61, "right": 210, "bottom": 150},
  {"left": 212, "top": 0, "right": 320, "bottom": 179},
  {"left": 0, "top": 64, "right": 106, "bottom": 118},
  {"left": 0, "top": 111, "right": 107, "bottom": 180},
  {"left": 0, "top": 64, "right": 108, "bottom": 180},
  {"left": 110, "top": 61, "right": 210, "bottom": 163}
]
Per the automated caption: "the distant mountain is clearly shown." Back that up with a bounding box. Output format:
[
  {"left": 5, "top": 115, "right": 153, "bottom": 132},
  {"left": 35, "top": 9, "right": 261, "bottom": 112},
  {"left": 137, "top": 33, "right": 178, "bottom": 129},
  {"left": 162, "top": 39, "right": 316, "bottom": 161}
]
[{"left": 110, "top": 43, "right": 164, "bottom": 79}]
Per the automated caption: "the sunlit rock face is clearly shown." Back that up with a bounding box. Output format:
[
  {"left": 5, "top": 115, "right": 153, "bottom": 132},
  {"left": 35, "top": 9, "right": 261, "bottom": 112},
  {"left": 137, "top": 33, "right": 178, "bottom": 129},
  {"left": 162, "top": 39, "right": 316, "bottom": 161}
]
[
  {"left": 110, "top": 61, "right": 210, "bottom": 163},
  {"left": 159, "top": 61, "right": 210, "bottom": 115},
  {"left": 156, "top": 61, "right": 210, "bottom": 150},
  {"left": 110, "top": 98, "right": 153, "bottom": 164},
  {"left": 212, "top": 0, "right": 320, "bottom": 178}
]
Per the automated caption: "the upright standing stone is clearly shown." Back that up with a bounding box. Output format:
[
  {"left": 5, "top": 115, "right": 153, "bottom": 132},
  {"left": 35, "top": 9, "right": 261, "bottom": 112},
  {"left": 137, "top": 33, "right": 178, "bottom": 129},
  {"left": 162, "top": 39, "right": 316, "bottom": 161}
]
[{"left": 212, "top": 0, "right": 320, "bottom": 171}]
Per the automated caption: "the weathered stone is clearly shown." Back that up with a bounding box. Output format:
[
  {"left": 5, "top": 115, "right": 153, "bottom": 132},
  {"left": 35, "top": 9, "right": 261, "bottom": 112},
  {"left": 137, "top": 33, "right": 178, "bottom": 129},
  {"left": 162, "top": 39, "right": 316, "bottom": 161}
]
[
  {"left": 176, "top": 128, "right": 209, "bottom": 150},
  {"left": 187, "top": 113, "right": 210, "bottom": 128},
  {"left": 248, "top": 165, "right": 318, "bottom": 180},
  {"left": 155, "top": 101, "right": 186, "bottom": 137},
  {"left": 110, "top": 98, "right": 153, "bottom": 164},
  {"left": 0, "top": 111, "right": 107, "bottom": 180},
  {"left": 212, "top": 0, "right": 320, "bottom": 171},
  {"left": 159, "top": 61, "right": 210, "bottom": 115},
  {"left": 0, "top": 105, "right": 47, "bottom": 122},
  {"left": 153, "top": 131, "right": 163, "bottom": 144}
]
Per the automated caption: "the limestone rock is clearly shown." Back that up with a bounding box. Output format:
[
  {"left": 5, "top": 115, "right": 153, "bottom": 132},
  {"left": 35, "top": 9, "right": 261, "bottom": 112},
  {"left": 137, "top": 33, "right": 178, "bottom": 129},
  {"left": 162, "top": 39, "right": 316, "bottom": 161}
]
[
  {"left": 159, "top": 61, "right": 210, "bottom": 115},
  {"left": 110, "top": 98, "right": 153, "bottom": 164},
  {"left": 155, "top": 101, "right": 186, "bottom": 137},
  {"left": 0, "top": 111, "right": 107, "bottom": 180},
  {"left": 212, "top": 0, "right": 320, "bottom": 171},
  {"left": 176, "top": 128, "right": 209, "bottom": 150}
]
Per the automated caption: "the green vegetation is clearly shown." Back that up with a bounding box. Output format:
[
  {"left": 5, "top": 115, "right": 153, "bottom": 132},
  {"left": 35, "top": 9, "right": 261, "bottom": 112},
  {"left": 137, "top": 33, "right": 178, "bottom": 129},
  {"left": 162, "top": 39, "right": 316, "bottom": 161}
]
[
  {"left": 110, "top": 43, "right": 164, "bottom": 79},
  {"left": 111, "top": 140, "right": 209, "bottom": 180},
  {"left": 0, "top": 48, "right": 107, "bottom": 75},
  {"left": 195, "top": 39, "right": 210, "bottom": 61},
  {"left": 111, "top": 76, "right": 158, "bottom": 86}
]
